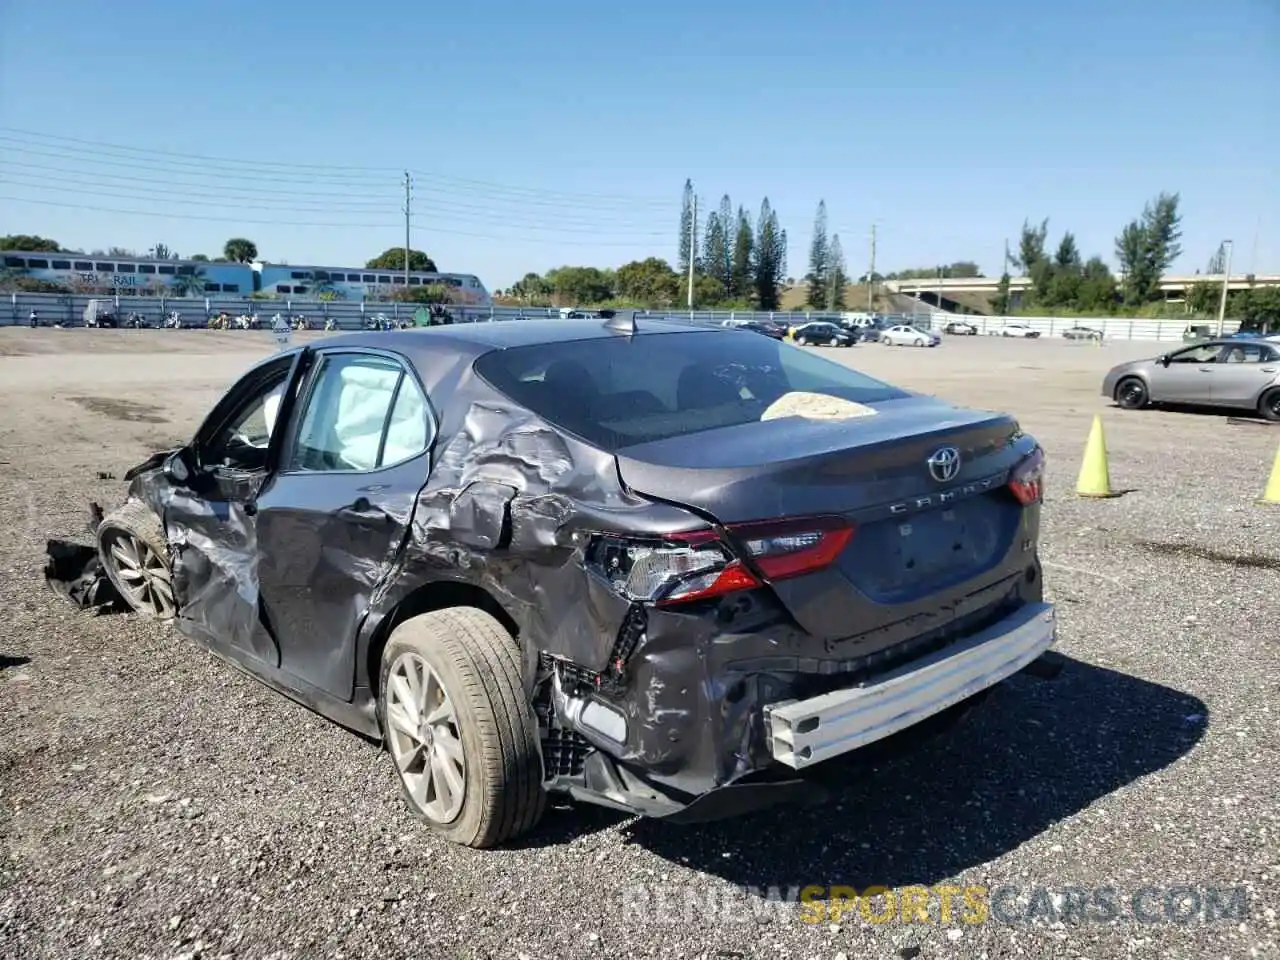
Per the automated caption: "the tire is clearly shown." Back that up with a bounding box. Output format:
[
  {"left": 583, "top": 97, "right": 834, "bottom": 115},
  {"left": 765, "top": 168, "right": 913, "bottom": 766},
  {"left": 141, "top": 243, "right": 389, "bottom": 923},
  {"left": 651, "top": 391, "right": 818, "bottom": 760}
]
[
  {"left": 1259, "top": 387, "right": 1280, "bottom": 422},
  {"left": 796, "top": 337, "right": 808, "bottom": 346},
  {"left": 96, "top": 499, "right": 176, "bottom": 618},
  {"left": 378, "top": 607, "right": 545, "bottom": 848},
  {"left": 1115, "top": 376, "right": 1149, "bottom": 410}
]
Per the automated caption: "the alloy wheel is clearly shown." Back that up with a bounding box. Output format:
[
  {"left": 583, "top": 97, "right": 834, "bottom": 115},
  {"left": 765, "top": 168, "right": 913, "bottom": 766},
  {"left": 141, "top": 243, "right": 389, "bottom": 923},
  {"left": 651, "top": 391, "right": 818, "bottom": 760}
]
[
  {"left": 101, "top": 528, "right": 175, "bottom": 617},
  {"left": 385, "top": 652, "right": 467, "bottom": 824}
]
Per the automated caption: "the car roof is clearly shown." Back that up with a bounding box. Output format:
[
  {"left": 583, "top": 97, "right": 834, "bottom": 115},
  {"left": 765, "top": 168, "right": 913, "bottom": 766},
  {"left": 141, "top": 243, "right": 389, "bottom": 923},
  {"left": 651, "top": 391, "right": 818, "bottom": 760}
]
[{"left": 309, "top": 316, "right": 714, "bottom": 356}]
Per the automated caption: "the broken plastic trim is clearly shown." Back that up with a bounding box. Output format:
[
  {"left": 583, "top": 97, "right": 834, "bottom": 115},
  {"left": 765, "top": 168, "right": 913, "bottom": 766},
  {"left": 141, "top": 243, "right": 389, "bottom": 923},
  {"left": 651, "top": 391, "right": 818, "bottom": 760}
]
[{"left": 1008, "top": 445, "right": 1046, "bottom": 505}]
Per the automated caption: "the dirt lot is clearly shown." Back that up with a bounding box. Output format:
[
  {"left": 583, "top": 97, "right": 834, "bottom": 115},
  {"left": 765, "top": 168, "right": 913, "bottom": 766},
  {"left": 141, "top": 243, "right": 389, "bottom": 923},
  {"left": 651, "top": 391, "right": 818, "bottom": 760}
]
[{"left": 1, "top": 328, "right": 1277, "bottom": 960}]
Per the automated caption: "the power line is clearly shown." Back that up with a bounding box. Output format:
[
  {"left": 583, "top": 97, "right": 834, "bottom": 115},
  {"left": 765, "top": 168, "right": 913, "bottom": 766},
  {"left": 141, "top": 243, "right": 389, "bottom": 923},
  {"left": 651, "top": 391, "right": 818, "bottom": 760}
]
[
  {"left": 0, "top": 130, "right": 674, "bottom": 207},
  {"left": 0, "top": 173, "right": 672, "bottom": 235},
  {"left": 0, "top": 195, "right": 666, "bottom": 247}
]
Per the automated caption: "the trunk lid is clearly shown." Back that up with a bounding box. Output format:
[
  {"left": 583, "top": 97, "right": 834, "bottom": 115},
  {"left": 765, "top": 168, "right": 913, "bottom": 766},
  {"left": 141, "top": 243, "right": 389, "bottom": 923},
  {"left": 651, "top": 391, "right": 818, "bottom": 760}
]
[{"left": 614, "top": 394, "right": 1034, "bottom": 640}]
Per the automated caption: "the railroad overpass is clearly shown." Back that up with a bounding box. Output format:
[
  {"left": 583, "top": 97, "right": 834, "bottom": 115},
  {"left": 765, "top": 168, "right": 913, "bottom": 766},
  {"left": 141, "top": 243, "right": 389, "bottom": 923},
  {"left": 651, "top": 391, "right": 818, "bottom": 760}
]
[{"left": 886, "top": 273, "right": 1280, "bottom": 313}]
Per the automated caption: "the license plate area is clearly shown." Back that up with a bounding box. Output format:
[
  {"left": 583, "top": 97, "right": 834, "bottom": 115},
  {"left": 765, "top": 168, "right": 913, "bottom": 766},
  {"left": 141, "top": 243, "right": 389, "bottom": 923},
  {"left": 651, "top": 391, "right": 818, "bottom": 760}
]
[{"left": 838, "top": 495, "right": 1016, "bottom": 602}]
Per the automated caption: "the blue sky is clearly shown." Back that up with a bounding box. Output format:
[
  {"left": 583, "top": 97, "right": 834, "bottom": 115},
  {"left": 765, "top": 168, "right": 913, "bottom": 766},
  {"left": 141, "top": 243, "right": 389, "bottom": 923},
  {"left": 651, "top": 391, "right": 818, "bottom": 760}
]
[{"left": 1, "top": 0, "right": 1276, "bottom": 290}]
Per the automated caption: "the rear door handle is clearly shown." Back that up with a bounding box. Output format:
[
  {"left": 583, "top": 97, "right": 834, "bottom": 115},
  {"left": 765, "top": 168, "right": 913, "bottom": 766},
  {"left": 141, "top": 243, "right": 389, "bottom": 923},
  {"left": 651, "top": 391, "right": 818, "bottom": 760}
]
[
  {"left": 1262, "top": 368, "right": 1276, "bottom": 373},
  {"left": 339, "top": 497, "right": 389, "bottom": 522}
]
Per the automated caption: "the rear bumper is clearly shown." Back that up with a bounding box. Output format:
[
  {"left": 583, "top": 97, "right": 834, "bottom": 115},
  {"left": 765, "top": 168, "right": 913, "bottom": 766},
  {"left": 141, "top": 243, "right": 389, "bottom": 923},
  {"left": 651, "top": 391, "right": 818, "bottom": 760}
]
[{"left": 763, "top": 601, "right": 1056, "bottom": 769}]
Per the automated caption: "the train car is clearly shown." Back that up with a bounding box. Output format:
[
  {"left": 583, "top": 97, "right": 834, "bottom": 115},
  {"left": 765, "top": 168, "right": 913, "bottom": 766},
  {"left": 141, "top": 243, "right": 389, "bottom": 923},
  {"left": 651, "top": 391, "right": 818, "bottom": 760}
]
[
  {"left": 0, "top": 250, "right": 253, "bottom": 295},
  {"left": 0, "top": 251, "right": 492, "bottom": 305},
  {"left": 254, "top": 261, "right": 492, "bottom": 305}
]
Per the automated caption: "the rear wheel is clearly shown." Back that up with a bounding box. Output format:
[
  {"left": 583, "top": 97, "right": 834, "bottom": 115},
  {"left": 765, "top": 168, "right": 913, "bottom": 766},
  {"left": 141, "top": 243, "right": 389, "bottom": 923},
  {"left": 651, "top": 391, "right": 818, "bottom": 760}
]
[
  {"left": 1260, "top": 387, "right": 1280, "bottom": 422},
  {"left": 796, "top": 336, "right": 808, "bottom": 346},
  {"left": 1115, "top": 376, "right": 1149, "bottom": 410},
  {"left": 96, "top": 500, "right": 175, "bottom": 618},
  {"left": 379, "top": 607, "right": 545, "bottom": 848}
]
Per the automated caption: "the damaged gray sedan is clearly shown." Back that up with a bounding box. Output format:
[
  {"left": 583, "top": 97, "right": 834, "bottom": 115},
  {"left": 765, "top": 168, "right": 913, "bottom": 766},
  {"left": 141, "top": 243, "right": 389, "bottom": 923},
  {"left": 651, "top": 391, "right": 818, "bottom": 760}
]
[{"left": 92, "top": 314, "right": 1057, "bottom": 848}]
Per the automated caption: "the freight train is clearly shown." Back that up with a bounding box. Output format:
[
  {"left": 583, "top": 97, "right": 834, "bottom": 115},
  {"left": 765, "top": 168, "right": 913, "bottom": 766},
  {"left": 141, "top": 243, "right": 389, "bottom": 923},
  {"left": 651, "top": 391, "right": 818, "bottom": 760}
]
[{"left": 0, "top": 250, "right": 491, "bottom": 305}]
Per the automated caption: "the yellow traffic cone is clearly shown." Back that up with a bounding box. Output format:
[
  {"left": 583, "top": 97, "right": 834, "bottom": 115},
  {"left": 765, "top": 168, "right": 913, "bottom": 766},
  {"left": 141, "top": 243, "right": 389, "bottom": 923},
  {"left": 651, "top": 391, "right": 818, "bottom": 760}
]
[
  {"left": 1259, "top": 444, "right": 1280, "bottom": 505},
  {"left": 1076, "top": 414, "right": 1114, "bottom": 497}
]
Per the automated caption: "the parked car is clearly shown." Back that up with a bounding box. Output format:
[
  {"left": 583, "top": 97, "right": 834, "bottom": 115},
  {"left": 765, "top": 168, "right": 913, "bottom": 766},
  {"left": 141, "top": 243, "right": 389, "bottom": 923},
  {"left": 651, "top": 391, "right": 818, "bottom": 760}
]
[
  {"left": 87, "top": 316, "right": 1056, "bottom": 848},
  {"left": 1102, "top": 339, "right": 1280, "bottom": 421},
  {"left": 943, "top": 320, "right": 978, "bottom": 335},
  {"left": 880, "top": 324, "right": 941, "bottom": 347},
  {"left": 738, "top": 320, "right": 785, "bottom": 339},
  {"left": 791, "top": 321, "right": 855, "bottom": 347},
  {"left": 995, "top": 323, "right": 1041, "bottom": 338},
  {"left": 1062, "top": 325, "right": 1102, "bottom": 341}
]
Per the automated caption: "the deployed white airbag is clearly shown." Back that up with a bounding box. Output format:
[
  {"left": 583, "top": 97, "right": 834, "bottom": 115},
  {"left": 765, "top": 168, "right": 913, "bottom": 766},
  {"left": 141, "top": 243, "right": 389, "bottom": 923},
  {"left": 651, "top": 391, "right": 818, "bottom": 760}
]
[{"left": 332, "top": 364, "right": 426, "bottom": 469}]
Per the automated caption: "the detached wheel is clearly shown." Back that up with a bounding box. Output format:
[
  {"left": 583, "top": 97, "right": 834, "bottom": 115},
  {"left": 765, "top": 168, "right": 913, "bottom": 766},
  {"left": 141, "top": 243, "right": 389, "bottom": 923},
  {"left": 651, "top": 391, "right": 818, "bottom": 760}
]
[
  {"left": 1115, "top": 376, "right": 1149, "bottom": 410},
  {"left": 1260, "top": 387, "right": 1280, "bottom": 422},
  {"left": 96, "top": 499, "right": 175, "bottom": 618},
  {"left": 379, "top": 607, "right": 545, "bottom": 848}
]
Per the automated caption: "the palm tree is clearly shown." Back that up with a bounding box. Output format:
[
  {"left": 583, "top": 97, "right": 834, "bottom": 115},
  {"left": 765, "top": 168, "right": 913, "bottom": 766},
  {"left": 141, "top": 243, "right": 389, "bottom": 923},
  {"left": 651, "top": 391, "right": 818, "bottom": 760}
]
[{"left": 223, "top": 238, "right": 258, "bottom": 263}]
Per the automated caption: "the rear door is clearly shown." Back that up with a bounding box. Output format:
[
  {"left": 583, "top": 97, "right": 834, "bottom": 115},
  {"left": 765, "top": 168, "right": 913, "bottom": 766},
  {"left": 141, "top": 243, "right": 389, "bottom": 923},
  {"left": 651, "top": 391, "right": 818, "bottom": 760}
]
[
  {"left": 251, "top": 347, "right": 437, "bottom": 700},
  {"left": 1212, "top": 342, "right": 1280, "bottom": 407}
]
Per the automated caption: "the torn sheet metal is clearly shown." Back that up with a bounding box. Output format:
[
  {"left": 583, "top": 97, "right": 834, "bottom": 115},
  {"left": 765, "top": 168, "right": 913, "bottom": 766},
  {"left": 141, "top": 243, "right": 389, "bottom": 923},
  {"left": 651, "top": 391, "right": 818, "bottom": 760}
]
[
  {"left": 43, "top": 502, "right": 128, "bottom": 614},
  {"left": 390, "top": 395, "right": 701, "bottom": 674},
  {"left": 126, "top": 459, "right": 272, "bottom": 660}
]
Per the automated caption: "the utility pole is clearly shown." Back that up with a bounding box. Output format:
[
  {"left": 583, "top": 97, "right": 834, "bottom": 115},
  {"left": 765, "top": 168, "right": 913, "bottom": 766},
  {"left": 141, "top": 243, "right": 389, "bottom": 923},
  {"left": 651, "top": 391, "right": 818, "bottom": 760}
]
[
  {"left": 403, "top": 171, "right": 413, "bottom": 286},
  {"left": 867, "top": 223, "right": 876, "bottom": 312},
  {"left": 687, "top": 193, "right": 697, "bottom": 310},
  {"left": 1216, "top": 239, "right": 1234, "bottom": 338}
]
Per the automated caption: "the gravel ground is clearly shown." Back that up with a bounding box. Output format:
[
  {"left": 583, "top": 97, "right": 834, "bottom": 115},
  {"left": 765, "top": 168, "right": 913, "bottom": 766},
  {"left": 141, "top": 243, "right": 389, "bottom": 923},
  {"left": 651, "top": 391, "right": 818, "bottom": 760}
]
[{"left": 1, "top": 328, "right": 1277, "bottom": 960}]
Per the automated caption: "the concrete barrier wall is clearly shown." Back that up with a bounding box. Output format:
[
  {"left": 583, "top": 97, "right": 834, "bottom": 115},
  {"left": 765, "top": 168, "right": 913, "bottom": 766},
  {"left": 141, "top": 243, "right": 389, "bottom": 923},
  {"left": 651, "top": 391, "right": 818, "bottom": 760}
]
[{"left": 3, "top": 291, "right": 1236, "bottom": 341}]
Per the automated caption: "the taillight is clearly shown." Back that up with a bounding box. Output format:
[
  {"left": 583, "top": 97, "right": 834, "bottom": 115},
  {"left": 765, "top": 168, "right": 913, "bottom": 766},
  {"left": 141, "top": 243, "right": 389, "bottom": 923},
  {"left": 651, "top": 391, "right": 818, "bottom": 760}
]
[
  {"left": 725, "top": 515, "right": 855, "bottom": 581},
  {"left": 587, "top": 514, "right": 855, "bottom": 607},
  {"left": 1008, "top": 446, "right": 1046, "bottom": 505},
  {"left": 588, "top": 531, "right": 761, "bottom": 607}
]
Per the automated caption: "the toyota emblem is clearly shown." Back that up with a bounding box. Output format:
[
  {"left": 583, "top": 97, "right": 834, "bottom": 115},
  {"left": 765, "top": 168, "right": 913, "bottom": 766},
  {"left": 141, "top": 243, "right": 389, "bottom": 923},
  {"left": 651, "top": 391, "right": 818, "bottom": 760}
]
[{"left": 927, "top": 446, "right": 961, "bottom": 482}]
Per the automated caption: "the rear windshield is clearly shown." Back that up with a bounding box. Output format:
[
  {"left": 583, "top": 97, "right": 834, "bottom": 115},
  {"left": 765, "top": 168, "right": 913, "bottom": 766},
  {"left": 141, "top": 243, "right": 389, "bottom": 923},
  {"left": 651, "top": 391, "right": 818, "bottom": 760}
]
[{"left": 472, "top": 329, "right": 909, "bottom": 450}]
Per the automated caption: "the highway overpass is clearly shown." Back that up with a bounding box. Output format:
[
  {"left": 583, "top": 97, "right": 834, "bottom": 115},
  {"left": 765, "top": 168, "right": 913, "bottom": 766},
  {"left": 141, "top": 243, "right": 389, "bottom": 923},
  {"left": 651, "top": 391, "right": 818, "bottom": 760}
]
[{"left": 886, "top": 273, "right": 1280, "bottom": 313}]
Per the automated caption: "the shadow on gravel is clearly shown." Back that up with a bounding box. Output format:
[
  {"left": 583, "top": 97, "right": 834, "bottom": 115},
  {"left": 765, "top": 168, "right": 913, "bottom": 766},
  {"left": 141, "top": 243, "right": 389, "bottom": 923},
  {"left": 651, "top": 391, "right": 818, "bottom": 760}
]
[
  {"left": 611, "top": 655, "right": 1206, "bottom": 890},
  {"left": 0, "top": 654, "right": 32, "bottom": 670}
]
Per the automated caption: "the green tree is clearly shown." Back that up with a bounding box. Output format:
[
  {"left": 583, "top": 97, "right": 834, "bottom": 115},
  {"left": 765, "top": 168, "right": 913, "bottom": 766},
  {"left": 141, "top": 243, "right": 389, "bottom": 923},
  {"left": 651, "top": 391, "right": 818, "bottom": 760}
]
[
  {"left": 152, "top": 243, "right": 178, "bottom": 260},
  {"left": 223, "top": 238, "right": 259, "bottom": 263},
  {"left": 393, "top": 283, "right": 453, "bottom": 304},
  {"left": 1045, "top": 232, "right": 1082, "bottom": 306},
  {"left": 826, "top": 233, "right": 848, "bottom": 310},
  {"left": 805, "top": 200, "right": 829, "bottom": 308},
  {"left": 1207, "top": 243, "right": 1227, "bottom": 276},
  {"left": 1186, "top": 280, "right": 1220, "bottom": 315},
  {"left": 545, "top": 265, "right": 615, "bottom": 304},
  {"left": 752, "top": 198, "right": 787, "bottom": 311},
  {"left": 1012, "top": 218, "right": 1049, "bottom": 274},
  {"left": 678, "top": 272, "right": 726, "bottom": 309},
  {"left": 190, "top": 253, "right": 210, "bottom": 262},
  {"left": 510, "top": 272, "right": 551, "bottom": 304},
  {"left": 729, "top": 206, "right": 754, "bottom": 301},
  {"left": 615, "top": 257, "right": 679, "bottom": 306},
  {"left": 703, "top": 199, "right": 731, "bottom": 293},
  {"left": 366, "top": 247, "right": 437, "bottom": 272},
  {"left": 677, "top": 179, "right": 694, "bottom": 276},
  {"left": 1115, "top": 191, "right": 1182, "bottom": 306},
  {"left": 1075, "top": 257, "right": 1119, "bottom": 313},
  {"left": 0, "top": 234, "right": 62, "bottom": 252}
]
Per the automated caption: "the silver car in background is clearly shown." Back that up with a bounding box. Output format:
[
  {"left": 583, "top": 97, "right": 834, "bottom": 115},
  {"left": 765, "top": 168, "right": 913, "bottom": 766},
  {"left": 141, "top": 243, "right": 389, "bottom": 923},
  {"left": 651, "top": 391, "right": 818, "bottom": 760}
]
[
  {"left": 1101, "top": 339, "right": 1280, "bottom": 421},
  {"left": 879, "top": 324, "right": 941, "bottom": 347}
]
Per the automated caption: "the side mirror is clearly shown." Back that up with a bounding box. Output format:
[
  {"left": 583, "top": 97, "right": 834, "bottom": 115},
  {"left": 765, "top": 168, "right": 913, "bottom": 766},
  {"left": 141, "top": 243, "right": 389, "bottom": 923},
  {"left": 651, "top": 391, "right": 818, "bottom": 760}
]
[
  {"left": 163, "top": 447, "right": 196, "bottom": 486},
  {"left": 1156, "top": 355, "right": 1169, "bottom": 366}
]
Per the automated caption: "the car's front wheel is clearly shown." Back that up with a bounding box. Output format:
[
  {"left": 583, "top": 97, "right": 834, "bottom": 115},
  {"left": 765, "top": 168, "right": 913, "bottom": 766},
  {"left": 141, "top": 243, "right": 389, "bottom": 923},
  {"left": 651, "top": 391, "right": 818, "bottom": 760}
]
[
  {"left": 1115, "top": 376, "right": 1149, "bottom": 410},
  {"left": 96, "top": 499, "right": 176, "bottom": 618},
  {"left": 796, "top": 336, "right": 808, "bottom": 346},
  {"left": 379, "top": 607, "right": 545, "bottom": 848}
]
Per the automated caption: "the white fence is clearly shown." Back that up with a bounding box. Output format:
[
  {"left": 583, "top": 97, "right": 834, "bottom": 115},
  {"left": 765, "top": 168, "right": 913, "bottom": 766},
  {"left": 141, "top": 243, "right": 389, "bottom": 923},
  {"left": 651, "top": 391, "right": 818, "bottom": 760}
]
[{"left": 2, "top": 290, "right": 1236, "bottom": 341}]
